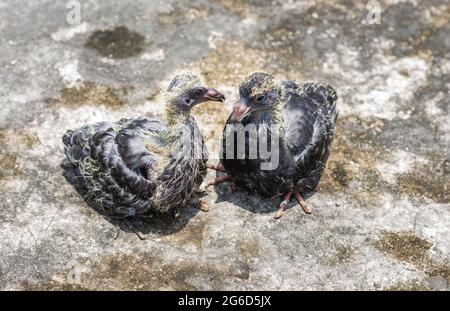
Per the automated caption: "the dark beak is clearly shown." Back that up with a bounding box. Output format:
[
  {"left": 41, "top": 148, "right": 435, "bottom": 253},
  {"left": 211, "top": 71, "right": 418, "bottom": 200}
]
[
  {"left": 202, "top": 88, "right": 225, "bottom": 103},
  {"left": 230, "top": 100, "right": 250, "bottom": 121}
]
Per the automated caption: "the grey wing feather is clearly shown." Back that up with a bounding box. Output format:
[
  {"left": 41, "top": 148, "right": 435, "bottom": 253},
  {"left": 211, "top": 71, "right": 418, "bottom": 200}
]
[
  {"left": 282, "top": 81, "right": 338, "bottom": 190},
  {"left": 62, "top": 117, "right": 168, "bottom": 217}
]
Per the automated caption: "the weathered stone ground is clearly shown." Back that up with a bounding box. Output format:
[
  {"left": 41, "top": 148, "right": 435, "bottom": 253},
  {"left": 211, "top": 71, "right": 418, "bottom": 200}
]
[{"left": 0, "top": 0, "right": 449, "bottom": 290}]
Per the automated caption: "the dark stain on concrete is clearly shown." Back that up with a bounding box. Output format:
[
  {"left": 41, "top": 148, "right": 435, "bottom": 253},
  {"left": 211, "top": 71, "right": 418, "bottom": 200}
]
[
  {"left": 85, "top": 26, "right": 146, "bottom": 59},
  {"left": 328, "top": 245, "right": 355, "bottom": 266},
  {"left": 0, "top": 153, "right": 21, "bottom": 187},
  {"left": 427, "top": 264, "right": 450, "bottom": 283},
  {"left": 22, "top": 250, "right": 254, "bottom": 290},
  {"left": 374, "top": 231, "right": 450, "bottom": 288},
  {"left": 374, "top": 231, "right": 432, "bottom": 265},
  {"left": 56, "top": 82, "right": 124, "bottom": 109},
  {"left": 0, "top": 128, "right": 39, "bottom": 150},
  {"left": 0, "top": 128, "right": 39, "bottom": 188},
  {"left": 395, "top": 154, "right": 450, "bottom": 204}
]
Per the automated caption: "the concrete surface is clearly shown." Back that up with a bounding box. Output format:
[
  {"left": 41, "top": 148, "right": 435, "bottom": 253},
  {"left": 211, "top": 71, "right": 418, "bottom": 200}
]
[{"left": 0, "top": 0, "right": 449, "bottom": 290}]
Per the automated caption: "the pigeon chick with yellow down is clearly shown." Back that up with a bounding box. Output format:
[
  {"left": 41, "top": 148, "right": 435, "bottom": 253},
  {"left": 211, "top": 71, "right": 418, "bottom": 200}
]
[
  {"left": 62, "top": 73, "right": 225, "bottom": 218},
  {"left": 209, "top": 72, "right": 338, "bottom": 219}
]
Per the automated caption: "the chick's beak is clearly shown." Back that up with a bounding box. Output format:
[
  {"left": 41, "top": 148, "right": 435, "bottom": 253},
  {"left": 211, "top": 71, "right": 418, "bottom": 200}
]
[
  {"left": 202, "top": 88, "right": 225, "bottom": 102},
  {"left": 230, "top": 100, "right": 250, "bottom": 121}
]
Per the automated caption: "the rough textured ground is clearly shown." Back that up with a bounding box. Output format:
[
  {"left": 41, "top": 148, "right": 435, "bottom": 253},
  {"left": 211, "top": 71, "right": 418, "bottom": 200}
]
[{"left": 0, "top": 0, "right": 449, "bottom": 290}]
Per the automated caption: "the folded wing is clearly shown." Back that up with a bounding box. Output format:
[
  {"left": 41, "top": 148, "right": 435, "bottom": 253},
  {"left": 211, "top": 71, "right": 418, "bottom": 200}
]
[
  {"left": 62, "top": 117, "right": 168, "bottom": 217},
  {"left": 282, "top": 81, "right": 338, "bottom": 191}
]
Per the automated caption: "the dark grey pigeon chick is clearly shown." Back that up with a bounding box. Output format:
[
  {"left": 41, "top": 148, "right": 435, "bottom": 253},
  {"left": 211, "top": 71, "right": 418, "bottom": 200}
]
[
  {"left": 62, "top": 73, "right": 225, "bottom": 218},
  {"left": 209, "top": 72, "right": 337, "bottom": 219}
]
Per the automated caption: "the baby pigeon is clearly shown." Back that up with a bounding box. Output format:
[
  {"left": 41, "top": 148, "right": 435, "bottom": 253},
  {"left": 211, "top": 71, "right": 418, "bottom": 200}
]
[
  {"left": 62, "top": 73, "right": 225, "bottom": 218},
  {"left": 210, "top": 72, "right": 337, "bottom": 219}
]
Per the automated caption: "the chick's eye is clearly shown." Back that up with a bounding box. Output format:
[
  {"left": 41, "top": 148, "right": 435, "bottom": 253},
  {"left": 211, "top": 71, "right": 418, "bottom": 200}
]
[
  {"left": 194, "top": 89, "right": 203, "bottom": 97},
  {"left": 256, "top": 95, "right": 265, "bottom": 103}
]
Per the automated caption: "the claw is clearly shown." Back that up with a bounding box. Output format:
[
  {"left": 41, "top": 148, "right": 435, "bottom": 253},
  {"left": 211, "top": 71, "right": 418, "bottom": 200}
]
[
  {"left": 198, "top": 200, "right": 209, "bottom": 212},
  {"left": 274, "top": 208, "right": 284, "bottom": 219},
  {"left": 125, "top": 219, "right": 146, "bottom": 240}
]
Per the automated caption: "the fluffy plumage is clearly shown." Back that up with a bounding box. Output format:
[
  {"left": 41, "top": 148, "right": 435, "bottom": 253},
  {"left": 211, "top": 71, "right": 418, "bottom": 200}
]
[
  {"left": 219, "top": 72, "right": 338, "bottom": 216},
  {"left": 282, "top": 80, "right": 338, "bottom": 193},
  {"left": 62, "top": 73, "right": 224, "bottom": 218}
]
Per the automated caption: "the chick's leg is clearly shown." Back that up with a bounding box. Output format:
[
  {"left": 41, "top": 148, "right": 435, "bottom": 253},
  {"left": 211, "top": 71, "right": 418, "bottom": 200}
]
[
  {"left": 275, "top": 192, "right": 292, "bottom": 219},
  {"left": 295, "top": 192, "right": 312, "bottom": 214}
]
